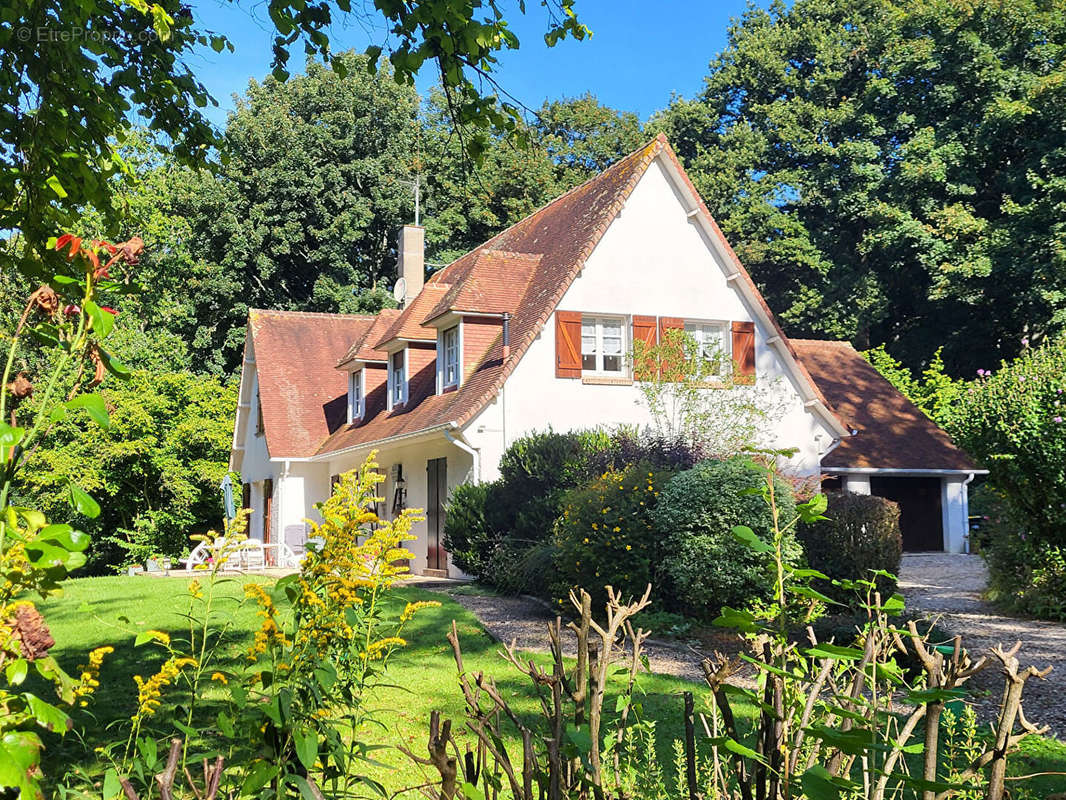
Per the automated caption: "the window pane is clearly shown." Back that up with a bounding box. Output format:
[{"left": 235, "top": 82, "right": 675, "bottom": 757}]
[
  {"left": 603, "top": 334, "right": 622, "bottom": 355},
  {"left": 582, "top": 354, "right": 597, "bottom": 371},
  {"left": 603, "top": 355, "right": 621, "bottom": 372}
]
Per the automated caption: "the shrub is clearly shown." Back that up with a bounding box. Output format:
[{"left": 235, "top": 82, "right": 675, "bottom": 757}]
[
  {"left": 443, "top": 482, "right": 498, "bottom": 578},
  {"left": 654, "top": 456, "right": 799, "bottom": 619},
  {"left": 797, "top": 491, "right": 902, "bottom": 604},
  {"left": 980, "top": 508, "right": 1066, "bottom": 621},
  {"left": 552, "top": 461, "right": 674, "bottom": 609},
  {"left": 944, "top": 336, "right": 1066, "bottom": 549}
]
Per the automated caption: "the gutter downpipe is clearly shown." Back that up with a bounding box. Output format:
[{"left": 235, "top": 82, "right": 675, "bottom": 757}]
[
  {"left": 962, "top": 471, "right": 976, "bottom": 554},
  {"left": 445, "top": 427, "right": 481, "bottom": 484}
]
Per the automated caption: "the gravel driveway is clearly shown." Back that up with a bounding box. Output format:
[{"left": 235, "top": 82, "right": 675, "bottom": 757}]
[{"left": 899, "top": 553, "right": 1066, "bottom": 736}]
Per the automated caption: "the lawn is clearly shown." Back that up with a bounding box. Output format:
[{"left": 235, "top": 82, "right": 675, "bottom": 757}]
[
  {"left": 38, "top": 575, "right": 1066, "bottom": 797},
  {"left": 39, "top": 575, "right": 717, "bottom": 794}
]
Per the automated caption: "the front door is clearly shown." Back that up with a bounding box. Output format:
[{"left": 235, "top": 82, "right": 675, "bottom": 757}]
[
  {"left": 870, "top": 477, "right": 943, "bottom": 551},
  {"left": 426, "top": 458, "right": 448, "bottom": 571},
  {"left": 263, "top": 478, "right": 274, "bottom": 565}
]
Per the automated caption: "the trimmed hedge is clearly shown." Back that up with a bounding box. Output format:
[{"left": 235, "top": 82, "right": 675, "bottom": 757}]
[
  {"left": 797, "top": 491, "right": 902, "bottom": 603},
  {"left": 654, "top": 456, "right": 799, "bottom": 619}
]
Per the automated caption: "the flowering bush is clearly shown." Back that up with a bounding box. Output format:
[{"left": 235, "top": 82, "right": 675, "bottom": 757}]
[
  {"left": 551, "top": 461, "right": 673, "bottom": 609},
  {"left": 944, "top": 337, "right": 1066, "bottom": 548}
]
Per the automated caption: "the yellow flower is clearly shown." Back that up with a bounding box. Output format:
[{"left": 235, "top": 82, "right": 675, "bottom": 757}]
[
  {"left": 625, "top": 545, "right": 632, "bottom": 551},
  {"left": 73, "top": 645, "right": 114, "bottom": 705},
  {"left": 210, "top": 672, "right": 228, "bottom": 685},
  {"left": 400, "top": 600, "right": 440, "bottom": 623},
  {"left": 612, "top": 526, "right": 620, "bottom": 532},
  {"left": 144, "top": 630, "right": 171, "bottom": 646},
  {"left": 133, "top": 656, "right": 196, "bottom": 721}
]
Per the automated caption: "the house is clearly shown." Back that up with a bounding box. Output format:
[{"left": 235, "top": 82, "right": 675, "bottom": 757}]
[{"left": 229, "top": 135, "right": 982, "bottom": 576}]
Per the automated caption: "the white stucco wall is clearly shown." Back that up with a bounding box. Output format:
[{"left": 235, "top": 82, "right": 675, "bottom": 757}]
[
  {"left": 941, "top": 476, "right": 970, "bottom": 554},
  {"left": 464, "top": 157, "right": 838, "bottom": 480},
  {"left": 323, "top": 437, "right": 473, "bottom": 575}
]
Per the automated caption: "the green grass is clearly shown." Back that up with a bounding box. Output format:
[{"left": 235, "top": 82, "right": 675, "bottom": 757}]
[
  {"left": 39, "top": 575, "right": 717, "bottom": 793},
  {"left": 38, "top": 576, "right": 1066, "bottom": 797}
]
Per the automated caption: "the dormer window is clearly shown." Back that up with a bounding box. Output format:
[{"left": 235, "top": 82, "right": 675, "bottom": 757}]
[
  {"left": 442, "top": 326, "right": 459, "bottom": 389},
  {"left": 389, "top": 350, "right": 406, "bottom": 408},
  {"left": 347, "top": 369, "right": 364, "bottom": 423}
]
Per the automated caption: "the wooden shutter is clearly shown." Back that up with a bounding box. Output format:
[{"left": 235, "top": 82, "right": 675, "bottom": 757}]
[
  {"left": 657, "top": 317, "right": 685, "bottom": 380},
  {"left": 555, "top": 310, "right": 582, "bottom": 378},
  {"left": 731, "top": 321, "right": 756, "bottom": 383},
  {"left": 241, "top": 483, "right": 251, "bottom": 511},
  {"left": 632, "top": 315, "right": 658, "bottom": 380},
  {"left": 262, "top": 479, "right": 274, "bottom": 544}
]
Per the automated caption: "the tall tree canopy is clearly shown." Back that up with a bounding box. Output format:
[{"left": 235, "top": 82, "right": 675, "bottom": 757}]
[{"left": 658, "top": 0, "right": 1066, "bottom": 374}]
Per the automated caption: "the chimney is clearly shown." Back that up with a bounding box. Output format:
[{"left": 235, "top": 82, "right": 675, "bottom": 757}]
[{"left": 396, "top": 225, "right": 424, "bottom": 307}]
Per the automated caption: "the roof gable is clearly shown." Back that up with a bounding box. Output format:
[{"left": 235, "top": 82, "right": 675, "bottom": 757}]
[
  {"left": 337, "top": 308, "right": 401, "bottom": 367},
  {"left": 248, "top": 310, "right": 375, "bottom": 458}
]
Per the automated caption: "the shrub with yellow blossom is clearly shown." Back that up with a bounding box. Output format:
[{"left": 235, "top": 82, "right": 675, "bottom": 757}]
[{"left": 551, "top": 460, "right": 673, "bottom": 610}]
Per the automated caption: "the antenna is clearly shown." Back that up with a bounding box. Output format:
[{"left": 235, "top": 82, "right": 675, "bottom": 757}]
[{"left": 403, "top": 174, "right": 422, "bottom": 226}]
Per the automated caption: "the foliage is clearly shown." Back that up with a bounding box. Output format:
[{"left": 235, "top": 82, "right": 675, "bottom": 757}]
[
  {"left": 552, "top": 462, "right": 673, "bottom": 610},
  {"left": 633, "top": 328, "right": 789, "bottom": 455},
  {"left": 17, "top": 371, "right": 237, "bottom": 572},
  {"left": 442, "top": 482, "right": 496, "bottom": 579},
  {"left": 534, "top": 93, "right": 645, "bottom": 187},
  {"left": 979, "top": 507, "right": 1066, "bottom": 622},
  {"left": 797, "top": 491, "right": 902, "bottom": 606},
  {"left": 654, "top": 456, "right": 799, "bottom": 618},
  {"left": 864, "top": 345, "right": 963, "bottom": 425},
  {"left": 943, "top": 336, "right": 1066, "bottom": 548},
  {"left": 658, "top": 0, "right": 1066, "bottom": 374},
  {"left": 0, "top": 235, "right": 142, "bottom": 797},
  {"left": 1, "top": 0, "right": 590, "bottom": 280},
  {"left": 75, "top": 453, "right": 439, "bottom": 800},
  {"left": 699, "top": 450, "right": 1052, "bottom": 800}
]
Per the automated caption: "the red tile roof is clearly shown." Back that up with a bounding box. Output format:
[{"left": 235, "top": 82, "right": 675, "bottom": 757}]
[
  {"left": 337, "top": 308, "right": 401, "bottom": 367},
  {"left": 422, "top": 251, "right": 541, "bottom": 323},
  {"left": 373, "top": 283, "right": 451, "bottom": 347},
  {"left": 792, "top": 339, "right": 976, "bottom": 471},
  {"left": 249, "top": 310, "right": 375, "bottom": 458}
]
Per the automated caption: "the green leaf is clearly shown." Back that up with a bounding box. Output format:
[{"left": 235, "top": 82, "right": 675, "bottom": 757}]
[
  {"left": 67, "top": 482, "right": 101, "bottom": 519},
  {"left": 23, "top": 693, "right": 71, "bottom": 733},
  {"left": 800, "top": 765, "right": 860, "bottom": 800},
  {"left": 241, "top": 761, "right": 277, "bottom": 796},
  {"left": 806, "top": 643, "right": 865, "bottom": 660},
  {"left": 103, "top": 768, "right": 121, "bottom": 800},
  {"left": 293, "top": 728, "right": 318, "bottom": 770},
  {"left": 731, "top": 525, "right": 772, "bottom": 553},
  {"left": 5, "top": 660, "right": 27, "bottom": 685},
  {"left": 84, "top": 301, "right": 115, "bottom": 339},
  {"left": 46, "top": 175, "right": 67, "bottom": 198},
  {"left": 96, "top": 347, "right": 132, "bottom": 379},
  {"left": 798, "top": 493, "right": 828, "bottom": 522},
  {"left": 66, "top": 393, "right": 110, "bottom": 428},
  {"left": 460, "top": 782, "right": 485, "bottom": 800},
  {"left": 0, "top": 423, "right": 24, "bottom": 448},
  {"left": 712, "top": 606, "right": 760, "bottom": 633}
]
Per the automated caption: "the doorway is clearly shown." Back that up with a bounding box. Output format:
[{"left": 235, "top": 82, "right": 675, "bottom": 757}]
[
  {"left": 870, "top": 477, "right": 943, "bottom": 551},
  {"left": 426, "top": 458, "right": 448, "bottom": 572}
]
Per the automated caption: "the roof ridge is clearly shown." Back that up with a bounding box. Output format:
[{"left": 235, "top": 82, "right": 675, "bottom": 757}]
[
  {"left": 429, "top": 137, "right": 663, "bottom": 284},
  {"left": 251, "top": 309, "right": 377, "bottom": 320}
]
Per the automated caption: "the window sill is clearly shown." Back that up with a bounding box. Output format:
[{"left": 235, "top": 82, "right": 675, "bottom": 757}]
[
  {"left": 441, "top": 383, "right": 458, "bottom": 395},
  {"left": 581, "top": 375, "right": 633, "bottom": 386}
]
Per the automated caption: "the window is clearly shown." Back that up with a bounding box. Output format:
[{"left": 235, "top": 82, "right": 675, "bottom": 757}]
[
  {"left": 581, "top": 316, "right": 626, "bottom": 374},
  {"left": 442, "top": 326, "right": 459, "bottom": 388},
  {"left": 684, "top": 321, "right": 730, "bottom": 375},
  {"left": 347, "top": 370, "right": 363, "bottom": 423},
  {"left": 255, "top": 386, "right": 264, "bottom": 435},
  {"left": 390, "top": 350, "right": 406, "bottom": 407}
]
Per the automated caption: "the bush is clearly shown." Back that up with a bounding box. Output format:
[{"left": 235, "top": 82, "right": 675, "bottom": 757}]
[
  {"left": 980, "top": 508, "right": 1066, "bottom": 621},
  {"left": 797, "top": 491, "right": 902, "bottom": 604},
  {"left": 944, "top": 336, "right": 1066, "bottom": 549},
  {"left": 655, "top": 456, "right": 799, "bottom": 619},
  {"left": 443, "top": 482, "right": 498, "bottom": 578},
  {"left": 551, "top": 461, "right": 674, "bottom": 609}
]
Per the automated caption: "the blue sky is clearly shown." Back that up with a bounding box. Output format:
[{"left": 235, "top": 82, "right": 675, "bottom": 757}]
[{"left": 189, "top": 0, "right": 764, "bottom": 128}]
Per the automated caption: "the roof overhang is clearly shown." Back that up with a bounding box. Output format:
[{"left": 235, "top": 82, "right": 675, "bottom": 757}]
[{"left": 299, "top": 422, "right": 457, "bottom": 462}]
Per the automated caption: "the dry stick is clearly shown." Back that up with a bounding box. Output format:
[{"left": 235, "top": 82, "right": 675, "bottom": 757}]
[
  {"left": 155, "top": 738, "right": 182, "bottom": 800},
  {"left": 871, "top": 705, "right": 928, "bottom": 800},
  {"left": 789, "top": 653, "right": 834, "bottom": 770},
  {"left": 826, "top": 632, "right": 876, "bottom": 777},
  {"left": 701, "top": 655, "right": 754, "bottom": 800},
  {"left": 683, "top": 691, "right": 698, "bottom": 800},
  {"left": 700, "top": 711, "right": 727, "bottom": 793}
]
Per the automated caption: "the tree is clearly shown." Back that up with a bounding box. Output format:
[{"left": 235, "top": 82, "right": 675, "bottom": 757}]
[
  {"left": 16, "top": 371, "right": 238, "bottom": 572},
  {"left": 1, "top": 0, "right": 589, "bottom": 278},
  {"left": 658, "top": 0, "right": 1066, "bottom": 375},
  {"left": 534, "top": 94, "right": 645, "bottom": 186}
]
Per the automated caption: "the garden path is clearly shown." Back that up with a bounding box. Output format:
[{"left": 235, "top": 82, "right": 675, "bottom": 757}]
[{"left": 899, "top": 553, "right": 1066, "bottom": 736}]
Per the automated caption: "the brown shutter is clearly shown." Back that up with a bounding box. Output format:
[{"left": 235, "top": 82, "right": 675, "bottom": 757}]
[
  {"left": 262, "top": 478, "right": 274, "bottom": 544},
  {"left": 632, "top": 315, "right": 658, "bottom": 380},
  {"left": 555, "top": 310, "right": 582, "bottom": 378},
  {"left": 657, "top": 317, "right": 685, "bottom": 380},
  {"left": 241, "top": 483, "right": 251, "bottom": 511},
  {"left": 731, "top": 321, "right": 756, "bottom": 383}
]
